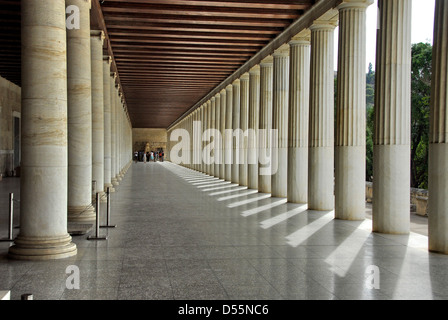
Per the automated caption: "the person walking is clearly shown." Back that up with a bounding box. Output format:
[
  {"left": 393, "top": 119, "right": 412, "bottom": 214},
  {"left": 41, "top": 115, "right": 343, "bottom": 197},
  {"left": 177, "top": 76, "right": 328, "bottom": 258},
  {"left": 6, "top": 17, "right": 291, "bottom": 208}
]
[{"left": 143, "top": 152, "right": 147, "bottom": 163}]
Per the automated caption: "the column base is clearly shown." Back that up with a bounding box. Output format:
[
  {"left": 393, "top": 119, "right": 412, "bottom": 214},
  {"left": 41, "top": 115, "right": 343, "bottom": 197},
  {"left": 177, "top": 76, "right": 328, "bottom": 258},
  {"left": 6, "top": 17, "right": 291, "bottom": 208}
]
[
  {"left": 104, "top": 183, "right": 115, "bottom": 193},
  {"left": 68, "top": 205, "right": 96, "bottom": 222},
  {"left": 112, "top": 178, "right": 119, "bottom": 187},
  {"left": 8, "top": 234, "right": 77, "bottom": 261}
]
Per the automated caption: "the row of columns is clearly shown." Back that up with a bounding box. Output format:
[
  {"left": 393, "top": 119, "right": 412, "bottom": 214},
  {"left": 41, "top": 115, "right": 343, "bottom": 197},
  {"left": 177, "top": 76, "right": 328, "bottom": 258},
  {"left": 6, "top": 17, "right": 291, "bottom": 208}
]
[
  {"left": 9, "top": 0, "right": 133, "bottom": 260},
  {"left": 168, "top": 0, "right": 448, "bottom": 254}
]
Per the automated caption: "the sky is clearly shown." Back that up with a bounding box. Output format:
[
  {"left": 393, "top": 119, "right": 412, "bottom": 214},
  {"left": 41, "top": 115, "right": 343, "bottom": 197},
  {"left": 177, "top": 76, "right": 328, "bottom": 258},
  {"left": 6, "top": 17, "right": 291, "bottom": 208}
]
[{"left": 334, "top": 0, "right": 436, "bottom": 72}]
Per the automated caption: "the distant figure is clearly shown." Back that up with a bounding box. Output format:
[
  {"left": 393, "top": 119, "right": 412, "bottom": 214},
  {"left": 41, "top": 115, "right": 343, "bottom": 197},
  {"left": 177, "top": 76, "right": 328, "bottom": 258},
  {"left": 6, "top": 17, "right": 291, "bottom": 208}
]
[
  {"left": 143, "top": 152, "right": 147, "bottom": 163},
  {"left": 160, "top": 151, "right": 164, "bottom": 162},
  {"left": 134, "top": 151, "right": 138, "bottom": 163},
  {"left": 150, "top": 151, "right": 154, "bottom": 162}
]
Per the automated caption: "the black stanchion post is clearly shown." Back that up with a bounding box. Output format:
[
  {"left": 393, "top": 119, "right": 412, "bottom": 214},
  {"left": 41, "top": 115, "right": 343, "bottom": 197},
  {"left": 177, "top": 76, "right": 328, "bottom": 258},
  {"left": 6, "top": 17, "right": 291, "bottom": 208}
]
[
  {"left": 101, "top": 187, "right": 116, "bottom": 228},
  {"left": 87, "top": 193, "right": 107, "bottom": 240}
]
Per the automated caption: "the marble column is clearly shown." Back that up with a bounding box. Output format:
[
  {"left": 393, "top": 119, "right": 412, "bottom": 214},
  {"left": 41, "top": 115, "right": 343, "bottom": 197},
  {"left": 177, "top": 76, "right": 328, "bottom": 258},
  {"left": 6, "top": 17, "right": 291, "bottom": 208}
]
[
  {"left": 373, "top": 0, "right": 412, "bottom": 234},
  {"left": 91, "top": 30, "right": 105, "bottom": 201},
  {"left": 9, "top": 0, "right": 77, "bottom": 260},
  {"left": 219, "top": 89, "right": 227, "bottom": 180},
  {"left": 232, "top": 79, "right": 241, "bottom": 185},
  {"left": 193, "top": 109, "right": 200, "bottom": 171},
  {"left": 67, "top": 0, "right": 95, "bottom": 222},
  {"left": 214, "top": 94, "right": 221, "bottom": 177},
  {"left": 205, "top": 100, "right": 211, "bottom": 175},
  {"left": 225, "top": 84, "right": 233, "bottom": 181},
  {"left": 201, "top": 104, "right": 206, "bottom": 173},
  {"left": 288, "top": 31, "right": 311, "bottom": 204},
  {"left": 111, "top": 80, "right": 119, "bottom": 187},
  {"left": 335, "top": 0, "right": 372, "bottom": 220},
  {"left": 210, "top": 97, "right": 216, "bottom": 177},
  {"left": 248, "top": 65, "right": 260, "bottom": 190},
  {"left": 428, "top": 0, "right": 448, "bottom": 253},
  {"left": 271, "top": 44, "right": 290, "bottom": 198},
  {"left": 258, "top": 56, "right": 274, "bottom": 194},
  {"left": 308, "top": 18, "right": 337, "bottom": 211},
  {"left": 103, "top": 59, "right": 114, "bottom": 192},
  {"left": 239, "top": 73, "right": 250, "bottom": 187}
]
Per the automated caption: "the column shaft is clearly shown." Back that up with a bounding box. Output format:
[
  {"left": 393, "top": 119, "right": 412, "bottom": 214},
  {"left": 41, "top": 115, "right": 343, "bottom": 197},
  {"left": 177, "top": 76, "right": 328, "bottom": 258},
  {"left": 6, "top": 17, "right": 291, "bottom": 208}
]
[
  {"left": 225, "top": 85, "right": 233, "bottom": 181},
  {"left": 232, "top": 80, "right": 241, "bottom": 184},
  {"left": 219, "top": 89, "right": 227, "bottom": 180},
  {"left": 373, "top": 0, "right": 412, "bottom": 234},
  {"left": 103, "top": 61, "right": 114, "bottom": 192},
  {"left": 335, "top": 1, "right": 372, "bottom": 220},
  {"left": 248, "top": 66, "right": 260, "bottom": 190},
  {"left": 308, "top": 21, "right": 337, "bottom": 211},
  {"left": 214, "top": 94, "right": 221, "bottom": 176},
  {"left": 271, "top": 45, "right": 290, "bottom": 198},
  {"left": 288, "top": 34, "right": 311, "bottom": 204},
  {"left": 67, "top": 0, "right": 95, "bottom": 221},
  {"left": 91, "top": 31, "right": 105, "bottom": 199},
  {"left": 258, "top": 56, "right": 274, "bottom": 193},
  {"left": 239, "top": 73, "right": 250, "bottom": 186}
]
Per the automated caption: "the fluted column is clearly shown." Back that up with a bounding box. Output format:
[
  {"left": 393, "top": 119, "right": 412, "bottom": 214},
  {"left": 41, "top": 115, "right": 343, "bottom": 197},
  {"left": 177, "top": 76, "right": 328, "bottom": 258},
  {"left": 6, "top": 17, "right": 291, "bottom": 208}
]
[
  {"left": 225, "top": 84, "right": 233, "bottom": 181},
  {"left": 219, "top": 89, "right": 227, "bottom": 180},
  {"left": 214, "top": 94, "right": 221, "bottom": 177},
  {"left": 110, "top": 79, "right": 119, "bottom": 187},
  {"left": 201, "top": 104, "right": 205, "bottom": 172},
  {"left": 103, "top": 59, "right": 114, "bottom": 192},
  {"left": 258, "top": 56, "right": 274, "bottom": 194},
  {"left": 373, "top": 0, "right": 412, "bottom": 234},
  {"left": 288, "top": 31, "right": 311, "bottom": 204},
  {"left": 232, "top": 79, "right": 241, "bottom": 184},
  {"left": 429, "top": 0, "right": 448, "bottom": 253},
  {"left": 210, "top": 97, "right": 216, "bottom": 176},
  {"left": 308, "top": 17, "right": 337, "bottom": 211},
  {"left": 239, "top": 73, "right": 250, "bottom": 186},
  {"left": 248, "top": 65, "right": 260, "bottom": 190},
  {"left": 67, "top": 0, "right": 95, "bottom": 222},
  {"left": 193, "top": 109, "right": 200, "bottom": 171},
  {"left": 335, "top": 0, "right": 372, "bottom": 220},
  {"left": 205, "top": 100, "right": 211, "bottom": 175},
  {"left": 9, "top": 0, "right": 77, "bottom": 260},
  {"left": 91, "top": 30, "right": 105, "bottom": 201},
  {"left": 271, "top": 44, "right": 290, "bottom": 198}
]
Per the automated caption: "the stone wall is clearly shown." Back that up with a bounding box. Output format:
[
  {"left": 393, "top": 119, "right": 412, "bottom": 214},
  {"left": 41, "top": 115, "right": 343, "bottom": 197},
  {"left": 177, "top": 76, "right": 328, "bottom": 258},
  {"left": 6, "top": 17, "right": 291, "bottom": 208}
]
[
  {"left": 132, "top": 128, "right": 167, "bottom": 152},
  {"left": 0, "top": 76, "right": 21, "bottom": 178}
]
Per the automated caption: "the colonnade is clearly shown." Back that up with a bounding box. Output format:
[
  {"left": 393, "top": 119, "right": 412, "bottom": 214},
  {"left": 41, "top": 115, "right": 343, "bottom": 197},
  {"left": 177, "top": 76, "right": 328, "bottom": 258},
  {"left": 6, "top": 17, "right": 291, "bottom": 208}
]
[
  {"left": 9, "top": 0, "right": 133, "bottom": 260},
  {"left": 168, "top": 0, "right": 448, "bottom": 255}
]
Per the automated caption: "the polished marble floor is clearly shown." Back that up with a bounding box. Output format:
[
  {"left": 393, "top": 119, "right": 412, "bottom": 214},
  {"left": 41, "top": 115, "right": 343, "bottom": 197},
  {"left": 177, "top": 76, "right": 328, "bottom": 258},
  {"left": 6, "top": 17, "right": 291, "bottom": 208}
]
[{"left": 0, "top": 161, "right": 447, "bottom": 300}]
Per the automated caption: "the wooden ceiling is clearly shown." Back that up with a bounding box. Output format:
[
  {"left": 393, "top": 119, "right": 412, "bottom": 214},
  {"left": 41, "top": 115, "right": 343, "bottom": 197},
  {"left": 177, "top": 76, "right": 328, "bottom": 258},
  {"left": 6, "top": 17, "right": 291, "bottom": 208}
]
[{"left": 0, "top": 0, "right": 316, "bottom": 128}]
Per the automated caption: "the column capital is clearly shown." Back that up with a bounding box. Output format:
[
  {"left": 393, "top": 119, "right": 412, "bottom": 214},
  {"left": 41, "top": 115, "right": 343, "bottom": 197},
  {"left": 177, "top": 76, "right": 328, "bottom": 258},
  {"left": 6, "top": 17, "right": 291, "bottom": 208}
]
[
  {"left": 249, "top": 65, "right": 260, "bottom": 75},
  {"left": 310, "top": 9, "right": 339, "bottom": 31},
  {"left": 289, "top": 29, "right": 311, "bottom": 45},
  {"left": 273, "top": 43, "right": 290, "bottom": 57},
  {"left": 338, "top": 0, "right": 374, "bottom": 10},
  {"left": 103, "top": 55, "right": 112, "bottom": 64},
  {"left": 240, "top": 72, "right": 250, "bottom": 81},
  {"left": 90, "top": 30, "right": 105, "bottom": 44},
  {"left": 220, "top": 88, "right": 227, "bottom": 96},
  {"left": 211, "top": 96, "right": 216, "bottom": 102},
  {"left": 232, "top": 78, "right": 240, "bottom": 86},
  {"left": 214, "top": 92, "right": 221, "bottom": 100},
  {"left": 260, "top": 55, "right": 274, "bottom": 66},
  {"left": 226, "top": 84, "right": 233, "bottom": 91}
]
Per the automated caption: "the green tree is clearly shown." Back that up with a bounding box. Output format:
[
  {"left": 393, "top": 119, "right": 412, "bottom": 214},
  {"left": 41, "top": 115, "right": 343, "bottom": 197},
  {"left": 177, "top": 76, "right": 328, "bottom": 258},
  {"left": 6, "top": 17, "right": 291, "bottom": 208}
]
[
  {"left": 365, "top": 63, "right": 375, "bottom": 181},
  {"left": 410, "top": 42, "right": 432, "bottom": 189}
]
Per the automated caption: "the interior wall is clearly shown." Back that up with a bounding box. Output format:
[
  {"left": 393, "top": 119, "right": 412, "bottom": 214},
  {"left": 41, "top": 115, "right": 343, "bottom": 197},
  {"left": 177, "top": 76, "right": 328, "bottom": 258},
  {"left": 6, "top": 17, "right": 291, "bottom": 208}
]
[
  {"left": 0, "top": 76, "right": 21, "bottom": 177},
  {"left": 132, "top": 128, "right": 168, "bottom": 153}
]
